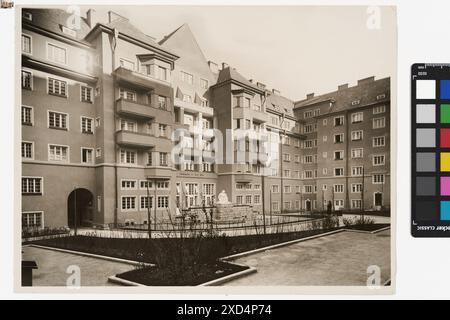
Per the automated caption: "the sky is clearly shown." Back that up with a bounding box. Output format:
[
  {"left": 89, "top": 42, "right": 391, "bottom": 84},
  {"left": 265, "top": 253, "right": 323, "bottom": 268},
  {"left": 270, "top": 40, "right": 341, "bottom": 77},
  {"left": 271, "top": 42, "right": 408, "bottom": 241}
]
[{"left": 90, "top": 5, "right": 396, "bottom": 101}]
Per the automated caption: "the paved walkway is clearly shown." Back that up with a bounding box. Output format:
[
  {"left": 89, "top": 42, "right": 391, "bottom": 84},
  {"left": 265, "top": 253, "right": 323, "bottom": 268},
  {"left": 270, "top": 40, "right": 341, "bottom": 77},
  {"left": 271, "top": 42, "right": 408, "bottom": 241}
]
[
  {"left": 22, "top": 246, "right": 135, "bottom": 286},
  {"left": 223, "top": 229, "right": 391, "bottom": 286}
]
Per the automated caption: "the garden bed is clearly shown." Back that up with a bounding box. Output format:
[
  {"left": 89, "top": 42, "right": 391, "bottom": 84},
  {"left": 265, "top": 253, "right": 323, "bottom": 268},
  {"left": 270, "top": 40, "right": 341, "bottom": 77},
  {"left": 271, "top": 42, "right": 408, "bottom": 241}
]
[{"left": 117, "top": 261, "right": 248, "bottom": 286}]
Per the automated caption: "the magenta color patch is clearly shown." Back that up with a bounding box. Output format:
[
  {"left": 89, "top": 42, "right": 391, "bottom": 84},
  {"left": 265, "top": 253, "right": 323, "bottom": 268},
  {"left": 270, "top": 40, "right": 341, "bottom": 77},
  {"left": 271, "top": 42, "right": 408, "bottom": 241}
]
[{"left": 441, "top": 177, "right": 450, "bottom": 196}]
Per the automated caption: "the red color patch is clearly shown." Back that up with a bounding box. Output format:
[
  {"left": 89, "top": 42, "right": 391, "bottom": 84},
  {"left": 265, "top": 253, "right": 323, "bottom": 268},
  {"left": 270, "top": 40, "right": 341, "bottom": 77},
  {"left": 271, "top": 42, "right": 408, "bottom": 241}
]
[{"left": 441, "top": 128, "right": 450, "bottom": 148}]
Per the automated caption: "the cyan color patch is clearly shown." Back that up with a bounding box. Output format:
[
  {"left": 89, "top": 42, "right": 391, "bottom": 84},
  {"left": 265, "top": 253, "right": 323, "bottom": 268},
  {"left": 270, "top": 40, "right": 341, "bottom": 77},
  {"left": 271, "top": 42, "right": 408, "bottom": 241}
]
[{"left": 440, "top": 201, "right": 450, "bottom": 220}]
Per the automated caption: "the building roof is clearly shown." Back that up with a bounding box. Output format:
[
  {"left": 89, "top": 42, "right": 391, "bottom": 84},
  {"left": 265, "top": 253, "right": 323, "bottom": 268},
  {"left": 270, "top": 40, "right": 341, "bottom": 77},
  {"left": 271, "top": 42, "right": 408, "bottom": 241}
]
[
  {"left": 215, "top": 67, "right": 264, "bottom": 92},
  {"left": 294, "top": 77, "right": 390, "bottom": 114},
  {"left": 22, "top": 8, "right": 92, "bottom": 42},
  {"left": 266, "top": 92, "right": 295, "bottom": 117}
]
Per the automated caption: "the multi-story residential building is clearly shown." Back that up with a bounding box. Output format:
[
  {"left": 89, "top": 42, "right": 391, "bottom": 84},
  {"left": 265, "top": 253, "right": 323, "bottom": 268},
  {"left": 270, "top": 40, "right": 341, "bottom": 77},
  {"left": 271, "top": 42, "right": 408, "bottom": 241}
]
[
  {"left": 20, "top": 8, "right": 390, "bottom": 230},
  {"left": 293, "top": 77, "right": 390, "bottom": 211}
]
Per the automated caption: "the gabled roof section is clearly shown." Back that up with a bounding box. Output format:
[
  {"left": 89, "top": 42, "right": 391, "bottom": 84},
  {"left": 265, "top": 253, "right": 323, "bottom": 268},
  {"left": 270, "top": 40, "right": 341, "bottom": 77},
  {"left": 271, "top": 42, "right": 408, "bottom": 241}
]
[
  {"left": 159, "top": 23, "right": 215, "bottom": 82},
  {"left": 215, "top": 67, "right": 264, "bottom": 93}
]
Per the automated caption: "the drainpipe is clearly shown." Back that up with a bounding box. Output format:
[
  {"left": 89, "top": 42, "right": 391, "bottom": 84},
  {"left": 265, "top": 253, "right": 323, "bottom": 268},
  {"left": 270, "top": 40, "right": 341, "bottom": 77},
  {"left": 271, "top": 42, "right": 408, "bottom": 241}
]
[{"left": 279, "top": 113, "right": 285, "bottom": 214}]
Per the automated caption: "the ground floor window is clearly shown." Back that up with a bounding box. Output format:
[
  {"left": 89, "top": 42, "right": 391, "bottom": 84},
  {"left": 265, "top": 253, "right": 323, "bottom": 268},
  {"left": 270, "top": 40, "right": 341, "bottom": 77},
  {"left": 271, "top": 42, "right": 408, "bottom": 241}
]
[
  {"left": 121, "top": 196, "right": 136, "bottom": 211},
  {"left": 254, "top": 195, "right": 261, "bottom": 204},
  {"left": 272, "top": 201, "right": 279, "bottom": 211},
  {"left": 158, "top": 196, "right": 169, "bottom": 208},
  {"left": 236, "top": 195, "right": 243, "bottom": 205},
  {"left": 351, "top": 199, "right": 362, "bottom": 209},
  {"left": 22, "top": 212, "right": 43, "bottom": 228},
  {"left": 334, "top": 199, "right": 344, "bottom": 210},
  {"left": 22, "top": 177, "right": 42, "bottom": 195},
  {"left": 140, "top": 196, "right": 153, "bottom": 209}
]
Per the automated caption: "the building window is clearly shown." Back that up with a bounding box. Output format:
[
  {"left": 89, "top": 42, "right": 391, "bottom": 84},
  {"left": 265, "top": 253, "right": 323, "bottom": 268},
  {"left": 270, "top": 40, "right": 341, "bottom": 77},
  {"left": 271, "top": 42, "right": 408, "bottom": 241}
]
[
  {"left": 272, "top": 202, "right": 279, "bottom": 211},
  {"left": 159, "top": 124, "right": 167, "bottom": 137},
  {"left": 373, "top": 154, "right": 386, "bottom": 166},
  {"left": 157, "top": 66, "right": 168, "bottom": 81},
  {"left": 304, "top": 124, "right": 313, "bottom": 133},
  {"left": 334, "top": 184, "right": 344, "bottom": 193},
  {"left": 22, "top": 141, "right": 34, "bottom": 159},
  {"left": 121, "top": 179, "right": 137, "bottom": 190},
  {"left": 158, "top": 96, "right": 167, "bottom": 109},
  {"left": 272, "top": 185, "right": 279, "bottom": 193},
  {"left": 334, "top": 133, "right": 344, "bottom": 143},
  {"left": 160, "top": 152, "right": 168, "bottom": 166},
  {"left": 373, "top": 105, "right": 386, "bottom": 114},
  {"left": 236, "top": 195, "right": 243, "bottom": 205},
  {"left": 140, "top": 180, "right": 153, "bottom": 190},
  {"left": 376, "top": 94, "right": 386, "bottom": 100},
  {"left": 81, "top": 117, "right": 94, "bottom": 134},
  {"left": 304, "top": 185, "right": 313, "bottom": 193},
  {"left": 22, "top": 211, "right": 43, "bottom": 229},
  {"left": 334, "top": 200, "right": 344, "bottom": 210},
  {"left": 351, "top": 99, "right": 361, "bottom": 106},
  {"left": 351, "top": 130, "right": 363, "bottom": 141},
  {"left": 254, "top": 195, "right": 261, "bottom": 205},
  {"left": 351, "top": 183, "right": 363, "bottom": 193},
  {"left": 351, "top": 200, "right": 362, "bottom": 209},
  {"left": 140, "top": 196, "right": 153, "bottom": 209},
  {"left": 95, "top": 118, "right": 101, "bottom": 127},
  {"left": 81, "top": 148, "right": 94, "bottom": 164},
  {"left": 351, "top": 148, "right": 364, "bottom": 159},
  {"left": 22, "top": 177, "right": 42, "bottom": 195},
  {"left": 48, "top": 78, "right": 67, "bottom": 97},
  {"left": 21, "top": 106, "right": 33, "bottom": 125},
  {"left": 373, "top": 117, "right": 386, "bottom": 129},
  {"left": 245, "top": 195, "right": 252, "bottom": 204},
  {"left": 81, "top": 86, "right": 93, "bottom": 103},
  {"left": 244, "top": 97, "right": 251, "bottom": 108},
  {"left": 351, "top": 112, "right": 363, "bottom": 123},
  {"left": 323, "top": 168, "right": 328, "bottom": 175},
  {"left": 119, "top": 88, "right": 136, "bottom": 101},
  {"left": 121, "top": 196, "right": 136, "bottom": 211},
  {"left": 120, "top": 58, "right": 135, "bottom": 71},
  {"left": 48, "top": 111, "right": 68, "bottom": 130},
  {"left": 96, "top": 148, "right": 102, "bottom": 158},
  {"left": 48, "top": 144, "right": 69, "bottom": 162},
  {"left": 352, "top": 166, "right": 363, "bottom": 177},
  {"left": 22, "top": 70, "right": 32, "bottom": 90},
  {"left": 181, "top": 71, "right": 194, "bottom": 84},
  {"left": 334, "top": 168, "right": 344, "bottom": 177},
  {"left": 47, "top": 43, "right": 67, "bottom": 64},
  {"left": 334, "top": 151, "right": 344, "bottom": 160},
  {"left": 373, "top": 136, "right": 386, "bottom": 147},
  {"left": 23, "top": 12, "right": 33, "bottom": 21},
  {"left": 284, "top": 201, "right": 291, "bottom": 210},
  {"left": 373, "top": 174, "right": 385, "bottom": 184},
  {"left": 147, "top": 152, "right": 153, "bottom": 166},
  {"left": 157, "top": 196, "right": 169, "bottom": 208},
  {"left": 22, "top": 34, "right": 32, "bottom": 54},
  {"left": 200, "top": 78, "right": 209, "bottom": 89},
  {"left": 334, "top": 116, "right": 344, "bottom": 126},
  {"left": 120, "top": 149, "right": 136, "bottom": 164},
  {"left": 120, "top": 119, "right": 136, "bottom": 132},
  {"left": 283, "top": 153, "right": 291, "bottom": 162}
]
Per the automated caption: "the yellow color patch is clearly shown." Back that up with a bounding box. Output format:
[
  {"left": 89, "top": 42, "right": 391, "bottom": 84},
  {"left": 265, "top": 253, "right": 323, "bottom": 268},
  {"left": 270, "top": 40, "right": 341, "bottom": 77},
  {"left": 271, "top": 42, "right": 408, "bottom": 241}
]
[{"left": 441, "top": 153, "right": 450, "bottom": 172}]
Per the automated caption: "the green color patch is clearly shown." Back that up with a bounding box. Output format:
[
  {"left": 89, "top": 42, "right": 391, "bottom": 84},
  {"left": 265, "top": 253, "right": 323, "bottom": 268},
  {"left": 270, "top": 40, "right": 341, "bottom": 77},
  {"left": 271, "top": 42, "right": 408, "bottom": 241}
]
[{"left": 441, "top": 104, "right": 450, "bottom": 123}]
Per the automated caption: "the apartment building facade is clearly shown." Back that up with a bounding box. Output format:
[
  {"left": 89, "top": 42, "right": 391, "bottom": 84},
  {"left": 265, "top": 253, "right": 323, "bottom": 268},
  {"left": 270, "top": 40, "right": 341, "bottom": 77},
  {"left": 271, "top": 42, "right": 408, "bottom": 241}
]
[{"left": 20, "top": 8, "right": 391, "bottom": 230}]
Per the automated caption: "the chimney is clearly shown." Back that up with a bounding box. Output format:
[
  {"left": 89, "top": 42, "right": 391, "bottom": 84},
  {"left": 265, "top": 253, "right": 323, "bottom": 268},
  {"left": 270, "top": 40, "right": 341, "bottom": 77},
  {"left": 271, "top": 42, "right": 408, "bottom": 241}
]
[
  {"left": 306, "top": 93, "right": 315, "bottom": 99},
  {"left": 257, "top": 82, "right": 266, "bottom": 90},
  {"left": 222, "top": 62, "right": 229, "bottom": 70},
  {"left": 338, "top": 84, "right": 348, "bottom": 90},
  {"left": 86, "top": 9, "right": 99, "bottom": 28},
  {"left": 208, "top": 61, "right": 219, "bottom": 73},
  {"left": 357, "top": 76, "right": 375, "bottom": 86},
  {"left": 272, "top": 89, "right": 280, "bottom": 95}
]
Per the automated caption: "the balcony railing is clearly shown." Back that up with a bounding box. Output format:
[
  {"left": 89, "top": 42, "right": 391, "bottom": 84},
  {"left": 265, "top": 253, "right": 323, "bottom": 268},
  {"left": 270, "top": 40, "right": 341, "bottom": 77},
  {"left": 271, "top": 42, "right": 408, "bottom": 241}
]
[
  {"left": 116, "top": 98, "right": 172, "bottom": 123},
  {"left": 113, "top": 67, "right": 171, "bottom": 92}
]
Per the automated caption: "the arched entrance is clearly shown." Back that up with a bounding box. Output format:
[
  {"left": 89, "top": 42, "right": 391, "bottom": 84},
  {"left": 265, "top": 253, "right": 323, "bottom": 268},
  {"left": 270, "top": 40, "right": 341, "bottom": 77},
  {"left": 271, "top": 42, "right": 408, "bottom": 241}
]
[{"left": 67, "top": 188, "right": 94, "bottom": 228}]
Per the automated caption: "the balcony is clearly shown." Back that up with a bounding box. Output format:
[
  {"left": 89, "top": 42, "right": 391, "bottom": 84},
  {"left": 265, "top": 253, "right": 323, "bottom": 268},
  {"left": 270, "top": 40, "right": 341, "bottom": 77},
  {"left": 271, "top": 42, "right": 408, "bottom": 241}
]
[
  {"left": 174, "top": 98, "right": 214, "bottom": 117},
  {"left": 116, "top": 98, "right": 173, "bottom": 123},
  {"left": 116, "top": 130, "right": 171, "bottom": 151},
  {"left": 233, "top": 106, "right": 269, "bottom": 123},
  {"left": 113, "top": 67, "right": 171, "bottom": 94}
]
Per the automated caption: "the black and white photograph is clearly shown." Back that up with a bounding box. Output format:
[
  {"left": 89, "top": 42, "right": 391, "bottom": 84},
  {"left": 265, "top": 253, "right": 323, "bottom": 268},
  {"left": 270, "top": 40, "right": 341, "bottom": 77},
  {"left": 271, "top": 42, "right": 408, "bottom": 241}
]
[{"left": 18, "top": 4, "right": 396, "bottom": 291}]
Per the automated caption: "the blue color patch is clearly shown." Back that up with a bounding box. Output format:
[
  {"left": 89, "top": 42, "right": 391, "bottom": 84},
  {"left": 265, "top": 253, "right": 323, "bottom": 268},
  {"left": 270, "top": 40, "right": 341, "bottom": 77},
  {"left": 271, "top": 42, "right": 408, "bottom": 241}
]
[
  {"left": 441, "top": 80, "right": 450, "bottom": 99},
  {"left": 440, "top": 201, "right": 450, "bottom": 220}
]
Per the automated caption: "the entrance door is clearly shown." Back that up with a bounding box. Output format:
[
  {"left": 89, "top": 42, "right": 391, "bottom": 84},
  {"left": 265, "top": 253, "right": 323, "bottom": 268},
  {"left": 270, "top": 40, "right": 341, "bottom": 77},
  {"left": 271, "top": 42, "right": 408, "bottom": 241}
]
[
  {"left": 68, "top": 188, "right": 94, "bottom": 228},
  {"left": 305, "top": 200, "right": 311, "bottom": 211},
  {"left": 374, "top": 192, "right": 383, "bottom": 207}
]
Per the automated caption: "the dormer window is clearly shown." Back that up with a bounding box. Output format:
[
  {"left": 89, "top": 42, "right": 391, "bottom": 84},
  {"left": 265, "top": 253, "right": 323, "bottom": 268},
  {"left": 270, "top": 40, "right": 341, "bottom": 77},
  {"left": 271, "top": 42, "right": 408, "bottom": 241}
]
[
  {"left": 351, "top": 99, "right": 360, "bottom": 106},
  {"left": 62, "top": 26, "right": 77, "bottom": 37},
  {"left": 377, "top": 93, "right": 386, "bottom": 100},
  {"left": 23, "top": 12, "right": 32, "bottom": 21}
]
